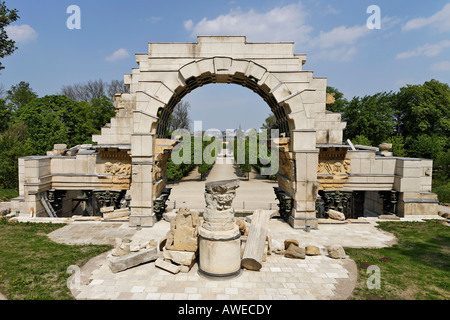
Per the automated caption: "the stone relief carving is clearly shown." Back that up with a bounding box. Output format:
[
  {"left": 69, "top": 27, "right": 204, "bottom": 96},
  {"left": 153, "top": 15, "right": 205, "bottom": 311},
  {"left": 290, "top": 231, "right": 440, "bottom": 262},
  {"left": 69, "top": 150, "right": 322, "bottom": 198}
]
[
  {"left": 317, "top": 159, "right": 351, "bottom": 176},
  {"left": 104, "top": 162, "right": 131, "bottom": 175}
]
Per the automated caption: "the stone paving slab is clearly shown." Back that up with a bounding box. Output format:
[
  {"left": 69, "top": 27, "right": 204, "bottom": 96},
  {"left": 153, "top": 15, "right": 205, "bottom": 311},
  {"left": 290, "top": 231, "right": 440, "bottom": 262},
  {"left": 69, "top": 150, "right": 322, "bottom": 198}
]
[{"left": 57, "top": 218, "right": 397, "bottom": 300}]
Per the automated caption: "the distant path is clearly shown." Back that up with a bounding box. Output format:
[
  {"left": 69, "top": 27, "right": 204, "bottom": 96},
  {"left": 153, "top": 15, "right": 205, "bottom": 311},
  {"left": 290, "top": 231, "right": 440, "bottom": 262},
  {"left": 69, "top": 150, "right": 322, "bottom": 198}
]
[{"left": 167, "top": 149, "right": 277, "bottom": 211}]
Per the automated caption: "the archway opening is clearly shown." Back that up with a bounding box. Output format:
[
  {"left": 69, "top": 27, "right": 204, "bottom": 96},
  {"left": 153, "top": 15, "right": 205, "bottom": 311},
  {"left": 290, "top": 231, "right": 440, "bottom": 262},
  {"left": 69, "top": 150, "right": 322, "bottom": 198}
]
[{"left": 157, "top": 82, "right": 285, "bottom": 215}]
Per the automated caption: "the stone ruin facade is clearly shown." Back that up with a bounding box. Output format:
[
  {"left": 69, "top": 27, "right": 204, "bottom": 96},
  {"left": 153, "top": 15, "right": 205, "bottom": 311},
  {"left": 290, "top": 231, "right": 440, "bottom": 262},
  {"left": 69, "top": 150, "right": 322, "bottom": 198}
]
[{"left": 9, "top": 36, "right": 438, "bottom": 228}]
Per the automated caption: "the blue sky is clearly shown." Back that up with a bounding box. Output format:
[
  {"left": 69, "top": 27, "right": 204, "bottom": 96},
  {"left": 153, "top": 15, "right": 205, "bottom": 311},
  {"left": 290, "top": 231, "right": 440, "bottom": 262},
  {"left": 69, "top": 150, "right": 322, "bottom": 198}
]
[{"left": 1, "top": 0, "right": 449, "bottom": 130}]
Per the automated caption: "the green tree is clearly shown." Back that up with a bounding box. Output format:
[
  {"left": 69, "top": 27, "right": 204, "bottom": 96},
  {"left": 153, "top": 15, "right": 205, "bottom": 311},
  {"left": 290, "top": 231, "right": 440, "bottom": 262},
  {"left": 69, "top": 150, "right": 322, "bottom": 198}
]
[
  {"left": 0, "top": 121, "right": 31, "bottom": 189},
  {"left": 343, "top": 92, "right": 395, "bottom": 146},
  {"left": 407, "top": 134, "right": 447, "bottom": 161},
  {"left": 6, "top": 81, "right": 38, "bottom": 111},
  {"left": 395, "top": 79, "right": 450, "bottom": 139},
  {"left": 13, "top": 95, "right": 114, "bottom": 155},
  {"left": 386, "top": 134, "right": 407, "bottom": 157},
  {"left": 0, "top": 97, "right": 11, "bottom": 132},
  {"left": 0, "top": 1, "right": 19, "bottom": 70}
]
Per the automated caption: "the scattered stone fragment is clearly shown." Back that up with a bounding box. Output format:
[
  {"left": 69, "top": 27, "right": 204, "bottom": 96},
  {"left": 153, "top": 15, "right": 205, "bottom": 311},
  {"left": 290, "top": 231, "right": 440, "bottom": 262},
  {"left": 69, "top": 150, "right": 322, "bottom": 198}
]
[
  {"left": 284, "top": 244, "right": 305, "bottom": 259},
  {"left": 130, "top": 239, "right": 157, "bottom": 252},
  {"left": 305, "top": 246, "right": 321, "bottom": 256},
  {"left": 284, "top": 239, "right": 299, "bottom": 250},
  {"left": 271, "top": 239, "right": 284, "bottom": 254},
  {"left": 328, "top": 209, "right": 346, "bottom": 221},
  {"left": 111, "top": 238, "right": 131, "bottom": 257},
  {"left": 155, "top": 258, "right": 180, "bottom": 274},
  {"left": 235, "top": 218, "right": 247, "bottom": 235},
  {"left": 327, "top": 245, "right": 346, "bottom": 259}
]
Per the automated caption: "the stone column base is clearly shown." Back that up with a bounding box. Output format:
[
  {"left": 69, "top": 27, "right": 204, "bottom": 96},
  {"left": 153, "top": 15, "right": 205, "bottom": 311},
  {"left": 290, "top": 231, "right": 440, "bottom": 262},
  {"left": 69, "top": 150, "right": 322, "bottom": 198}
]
[
  {"left": 129, "top": 215, "right": 156, "bottom": 228},
  {"left": 288, "top": 210, "right": 318, "bottom": 229},
  {"left": 198, "top": 225, "right": 241, "bottom": 277}
]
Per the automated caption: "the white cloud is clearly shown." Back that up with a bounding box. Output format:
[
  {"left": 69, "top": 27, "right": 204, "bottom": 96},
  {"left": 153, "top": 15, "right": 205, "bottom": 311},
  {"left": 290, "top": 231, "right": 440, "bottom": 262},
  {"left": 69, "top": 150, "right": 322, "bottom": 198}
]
[
  {"left": 183, "top": 2, "right": 312, "bottom": 44},
  {"left": 396, "top": 40, "right": 450, "bottom": 59},
  {"left": 105, "top": 48, "right": 130, "bottom": 62},
  {"left": 402, "top": 3, "right": 450, "bottom": 32},
  {"left": 430, "top": 61, "right": 450, "bottom": 71},
  {"left": 183, "top": 1, "right": 374, "bottom": 62},
  {"left": 5, "top": 24, "right": 38, "bottom": 43},
  {"left": 311, "top": 24, "right": 370, "bottom": 49}
]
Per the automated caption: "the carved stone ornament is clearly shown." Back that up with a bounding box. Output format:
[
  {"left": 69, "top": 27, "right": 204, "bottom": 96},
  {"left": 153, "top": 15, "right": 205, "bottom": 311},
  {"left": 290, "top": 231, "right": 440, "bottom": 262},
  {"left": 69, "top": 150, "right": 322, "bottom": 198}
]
[
  {"left": 104, "top": 162, "right": 131, "bottom": 175},
  {"left": 202, "top": 179, "right": 240, "bottom": 232}
]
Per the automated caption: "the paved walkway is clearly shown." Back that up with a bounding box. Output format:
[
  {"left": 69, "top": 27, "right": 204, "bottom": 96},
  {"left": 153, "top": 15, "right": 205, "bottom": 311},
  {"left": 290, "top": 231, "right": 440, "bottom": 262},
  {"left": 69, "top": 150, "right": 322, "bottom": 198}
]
[{"left": 51, "top": 218, "right": 397, "bottom": 300}]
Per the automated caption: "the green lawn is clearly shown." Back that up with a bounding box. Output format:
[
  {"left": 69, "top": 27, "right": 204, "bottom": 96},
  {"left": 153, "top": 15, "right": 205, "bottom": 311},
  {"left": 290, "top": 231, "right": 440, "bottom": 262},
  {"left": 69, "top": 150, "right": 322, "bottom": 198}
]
[
  {"left": 346, "top": 220, "right": 450, "bottom": 300},
  {"left": 0, "top": 217, "right": 111, "bottom": 300}
]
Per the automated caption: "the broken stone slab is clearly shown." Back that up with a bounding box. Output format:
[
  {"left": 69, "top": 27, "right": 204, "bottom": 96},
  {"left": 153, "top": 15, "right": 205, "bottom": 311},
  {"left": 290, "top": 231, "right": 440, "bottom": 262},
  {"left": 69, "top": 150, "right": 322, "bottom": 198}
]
[
  {"left": 108, "top": 247, "right": 158, "bottom": 273},
  {"left": 102, "top": 208, "right": 131, "bottom": 220},
  {"left": 155, "top": 258, "right": 180, "bottom": 274},
  {"left": 100, "top": 206, "right": 115, "bottom": 213},
  {"left": 327, "top": 245, "right": 346, "bottom": 259},
  {"left": 163, "top": 248, "right": 196, "bottom": 266},
  {"left": 328, "top": 209, "right": 346, "bottom": 221}
]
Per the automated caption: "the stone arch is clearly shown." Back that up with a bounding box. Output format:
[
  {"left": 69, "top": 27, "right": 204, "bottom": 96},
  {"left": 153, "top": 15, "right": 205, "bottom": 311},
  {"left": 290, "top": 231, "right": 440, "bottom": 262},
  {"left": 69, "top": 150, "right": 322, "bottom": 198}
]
[
  {"left": 92, "top": 36, "right": 343, "bottom": 228},
  {"left": 153, "top": 57, "right": 305, "bottom": 138}
]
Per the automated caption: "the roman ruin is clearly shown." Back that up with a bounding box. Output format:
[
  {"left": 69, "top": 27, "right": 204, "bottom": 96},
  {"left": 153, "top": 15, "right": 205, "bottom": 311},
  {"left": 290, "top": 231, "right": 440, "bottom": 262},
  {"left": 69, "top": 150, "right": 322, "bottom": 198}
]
[{"left": 10, "top": 36, "right": 438, "bottom": 229}]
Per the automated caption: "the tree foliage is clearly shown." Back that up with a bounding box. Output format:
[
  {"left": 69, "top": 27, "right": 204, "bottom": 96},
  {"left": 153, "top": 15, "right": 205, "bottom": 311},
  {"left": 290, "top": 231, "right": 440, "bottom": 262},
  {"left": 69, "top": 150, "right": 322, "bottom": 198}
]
[
  {"left": 0, "top": 81, "right": 116, "bottom": 189},
  {"left": 0, "top": 1, "right": 19, "bottom": 70}
]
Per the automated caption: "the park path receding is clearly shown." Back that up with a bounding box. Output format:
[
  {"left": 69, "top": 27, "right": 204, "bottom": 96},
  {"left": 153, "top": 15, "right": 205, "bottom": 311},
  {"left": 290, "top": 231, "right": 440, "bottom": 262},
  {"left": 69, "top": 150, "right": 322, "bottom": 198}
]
[{"left": 167, "top": 150, "right": 278, "bottom": 212}]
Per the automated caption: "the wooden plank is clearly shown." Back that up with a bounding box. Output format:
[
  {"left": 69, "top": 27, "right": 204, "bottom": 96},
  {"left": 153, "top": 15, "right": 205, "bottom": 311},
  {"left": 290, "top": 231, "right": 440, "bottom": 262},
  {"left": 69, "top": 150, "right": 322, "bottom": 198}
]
[{"left": 241, "top": 209, "right": 271, "bottom": 271}]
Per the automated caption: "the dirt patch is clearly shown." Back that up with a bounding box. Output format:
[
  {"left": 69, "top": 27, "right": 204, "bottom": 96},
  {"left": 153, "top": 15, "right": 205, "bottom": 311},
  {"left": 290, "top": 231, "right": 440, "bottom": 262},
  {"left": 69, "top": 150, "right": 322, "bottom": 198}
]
[
  {"left": 0, "top": 292, "right": 7, "bottom": 300},
  {"left": 379, "top": 257, "right": 392, "bottom": 262}
]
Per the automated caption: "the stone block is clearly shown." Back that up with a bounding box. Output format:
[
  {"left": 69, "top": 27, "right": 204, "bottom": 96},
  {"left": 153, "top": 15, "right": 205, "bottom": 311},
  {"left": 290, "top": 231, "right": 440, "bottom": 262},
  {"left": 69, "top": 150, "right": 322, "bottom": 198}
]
[
  {"left": 155, "top": 258, "right": 180, "bottom": 274},
  {"left": 163, "top": 249, "right": 196, "bottom": 266},
  {"left": 327, "top": 245, "right": 346, "bottom": 259},
  {"left": 108, "top": 247, "right": 158, "bottom": 273}
]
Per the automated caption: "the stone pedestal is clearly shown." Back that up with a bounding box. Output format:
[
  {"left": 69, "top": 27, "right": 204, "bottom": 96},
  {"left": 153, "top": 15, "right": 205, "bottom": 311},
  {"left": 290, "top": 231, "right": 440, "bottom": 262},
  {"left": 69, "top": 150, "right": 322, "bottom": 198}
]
[
  {"left": 198, "top": 225, "right": 241, "bottom": 277},
  {"left": 198, "top": 179, "right": 241, "bottom": 277}
]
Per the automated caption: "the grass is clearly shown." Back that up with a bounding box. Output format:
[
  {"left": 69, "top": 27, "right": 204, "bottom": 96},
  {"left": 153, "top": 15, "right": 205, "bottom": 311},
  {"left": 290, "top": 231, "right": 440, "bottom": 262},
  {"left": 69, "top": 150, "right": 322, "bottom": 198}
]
[
  {"left": 0, "top": 189, "right": 19, "bottom": 202},
  {"left": 0, "top": 217, "right": 111, "bottom": 300},
  {"left": 346, "top": 220, "right": 450, "bottom": 300},
  {"left": 433, "top": 179, "right": 450, "bottom": 204}
]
